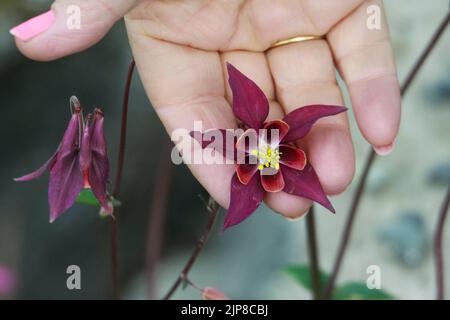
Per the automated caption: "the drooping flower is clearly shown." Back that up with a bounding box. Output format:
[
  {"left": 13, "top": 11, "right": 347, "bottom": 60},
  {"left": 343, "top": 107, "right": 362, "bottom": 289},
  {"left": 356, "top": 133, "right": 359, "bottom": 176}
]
[
  {"left": 79, "top": 109, "right": 111, "bottom": 214},
  {"left": 15, "top": 97, "right": 112, "bottom": 222},
  {"left": 191, "top": 63, "right": 347, "bottom": 229}
]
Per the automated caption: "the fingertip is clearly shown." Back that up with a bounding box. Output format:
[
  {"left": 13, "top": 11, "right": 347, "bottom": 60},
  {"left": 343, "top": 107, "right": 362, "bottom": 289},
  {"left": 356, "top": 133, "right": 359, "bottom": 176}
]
[
  {"left": 306, "top": 124, "right": 355, "bottom": 195},
  {"left": 10, "top": 1, "right": 122, "bottom": 61},
  {"left": 10, "top": 9, "right": 59, "bottom": 61},
  {"left": 373, "top": 138, "right": 396, "bottom": 156},
  {"left": 265, "top": 191, "right": 312, "bottom": 219},
  {"left": 350, "top": 75, "right": 401, "bottom": 148},
  {"left": 191, "top": 163, "right": 235, "bottom": 211},
  {"left": 14, "top": 36, "right": 55, "bottom": 61}
]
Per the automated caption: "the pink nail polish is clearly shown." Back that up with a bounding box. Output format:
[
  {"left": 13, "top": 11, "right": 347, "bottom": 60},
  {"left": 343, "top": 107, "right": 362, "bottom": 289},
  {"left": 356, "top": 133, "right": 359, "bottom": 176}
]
[
  {"left": 373, "top": 139, "right": 396, "bottom": 156},
  {"left": 10, "top": 10, "right": 55, "bottom": 42}
]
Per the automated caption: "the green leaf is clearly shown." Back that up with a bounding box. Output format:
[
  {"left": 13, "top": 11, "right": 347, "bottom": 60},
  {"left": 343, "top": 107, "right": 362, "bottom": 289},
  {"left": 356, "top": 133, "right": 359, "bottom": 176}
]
[
  {"left": 333, "top": 282, "right": 394, "bottom": 300},
  {"left": 283, "top": 265, "right": 330, "bottom": 290},
  {"left": 283, "top": 265, "right": 395, "bottom": 300},
  {"left": 76, "top": 189, "right": 100, "bottom": 206}
]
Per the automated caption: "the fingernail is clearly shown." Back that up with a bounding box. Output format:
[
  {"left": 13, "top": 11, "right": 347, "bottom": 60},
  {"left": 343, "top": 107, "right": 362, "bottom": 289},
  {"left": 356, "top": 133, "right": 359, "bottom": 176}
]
[
  {"left": 10, "top": 10, "right": 55, "bottom": 42},
  {"left": 373, "top": 139, "right": 396, "bottom": 156},
  {"left": 285, "top": 216, "right": 301, "bottom": 221},
  {"left": 284, "top": 213, "right": 306, "bottom": 221}
]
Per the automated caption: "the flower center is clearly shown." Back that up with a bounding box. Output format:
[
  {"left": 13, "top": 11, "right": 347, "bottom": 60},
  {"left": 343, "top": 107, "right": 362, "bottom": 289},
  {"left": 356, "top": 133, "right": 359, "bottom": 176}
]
[{"left": 250, "top": 145, "right": 281, "bottom": 171}]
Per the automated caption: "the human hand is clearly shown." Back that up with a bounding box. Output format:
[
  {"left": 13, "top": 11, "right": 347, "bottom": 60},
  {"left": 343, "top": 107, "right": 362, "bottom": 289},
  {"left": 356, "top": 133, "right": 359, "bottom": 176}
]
[{"left": 12, "top": 0, "right": 401, "bottom": 218}]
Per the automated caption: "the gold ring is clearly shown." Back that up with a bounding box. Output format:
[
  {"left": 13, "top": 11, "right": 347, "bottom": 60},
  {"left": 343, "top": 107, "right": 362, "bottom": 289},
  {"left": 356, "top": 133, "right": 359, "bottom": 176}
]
[{"left": 269, "top": 35, "right": 325, "bottom": 49}]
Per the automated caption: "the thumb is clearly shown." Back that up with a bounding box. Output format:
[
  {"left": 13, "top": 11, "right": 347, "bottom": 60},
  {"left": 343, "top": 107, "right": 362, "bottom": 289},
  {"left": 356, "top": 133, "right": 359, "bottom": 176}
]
[{"left": 10, "top": 0, "right": 141, "bottom": 61}]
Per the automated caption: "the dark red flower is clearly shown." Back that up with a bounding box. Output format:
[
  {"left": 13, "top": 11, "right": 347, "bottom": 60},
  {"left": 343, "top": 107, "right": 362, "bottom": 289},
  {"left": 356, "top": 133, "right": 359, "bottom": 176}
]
[
  {"left": 193, "top": 64, "right": 347, "bottom": 229},
  {"left": 15, "top": 97, "right": 112, "bottom": 222}
]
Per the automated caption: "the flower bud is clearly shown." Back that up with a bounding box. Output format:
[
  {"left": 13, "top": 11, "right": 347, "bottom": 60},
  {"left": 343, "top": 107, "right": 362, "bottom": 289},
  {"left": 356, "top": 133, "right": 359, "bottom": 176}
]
[{"left": 202, "top": 287, "right": 229, "bottom": 300}]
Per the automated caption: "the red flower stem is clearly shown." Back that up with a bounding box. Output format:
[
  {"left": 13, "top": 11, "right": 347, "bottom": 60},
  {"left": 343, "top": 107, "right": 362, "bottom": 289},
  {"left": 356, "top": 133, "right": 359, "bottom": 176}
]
[
  {"left": 435, "top": 186, "right": 450, "bottom": 300},
  {"left": 110, "top": 59, "right": 136, "bottom": 300},
  {"left": 323, "top": 11, "right": 450, "bottom": 300},
  {"left": 113, "top": 59, "right": 135, "bottom": 197},
  {"left": 162, "top": 198, "right": 220, "bottom": 300},
  {"left": 401, "top": 11, "right": 450, "bottom": 95},
  {"left": 323, "top": 150, "right": 375, "bottom": 299},
  {"left": 146, "top": 140, "right": 173, "bottom": 299},
  {"left": 306, "top": 205, "right": 322, "bottom": 299}
]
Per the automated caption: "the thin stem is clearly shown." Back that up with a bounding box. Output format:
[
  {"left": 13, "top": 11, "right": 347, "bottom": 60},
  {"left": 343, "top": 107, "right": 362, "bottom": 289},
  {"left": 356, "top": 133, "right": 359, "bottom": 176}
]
[
  {"left": 434, "top": 186, "right": 450, "bottom": 300},
  {"left": 110, "top": 58, "right": 136, "bottom": 300},
  {"left": 162, "top": 198, "right": 220, "bottom": 300},
  {"left": 184, "top": 277, "right": 204, "bottom": 292},
  {"left": 112, "top": 59, "right": 135, "bottom": 197},
  {"left": 323, "top": 11, "right": 450, "bottom": 299},
  {"left": 323, "top": 150, "right": 375, "bottom": 299},
  {"left": 110, "top": 220, "right": 119, "bottom": 300},
  {"left": 400, "top": 12, "right": 450, "bottom": 95},
  {"left": 146, "top": 141, "right": 173, "bottom": 299},
  {"left": 306, "top": 205, "right": 322, "bottom": 299}
]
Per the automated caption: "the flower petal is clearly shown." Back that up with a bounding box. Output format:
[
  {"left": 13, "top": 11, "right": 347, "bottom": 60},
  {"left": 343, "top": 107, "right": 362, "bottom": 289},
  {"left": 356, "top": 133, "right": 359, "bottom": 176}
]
[
  {"left": 14, "top": 107, "right": 82, "bottom": 182},
  {"left": 88, "top": 110, "right": 111, "bottom": 214},
  {"left": 236, "top": 160, "right": 259, "bottom": 185},
  {"left": 262, "top": 120, "right": 289, "bottom": 147},
  {"left": 282, "top": 105, "right": 347, "bottom": 142},
  {"left": 79, "top": 114, "right": 93, "bottom": 171},
  {"left": 235, "top": 128, "right": 258, "bottom": 155},
  {"left": 14, "top": 108, "right": 82, "bottom": 182},
  {"left": 190, "top": 129, "right": 237, "bottom": 160},
  {"left": 282, "top": 164, "right": 335, "bottom": 213},
  {"left": 279, "top": 144, "right": 306, "bottom": 170},
  {"left": 89, "top": 154, "right": 111, "bottom": 214},
  {"left": 48, "top": 151, "right": 84, "bottom": 222},
  {"left": 59, "top": 107, "right": 82, "bottom": 158},
  {"left": 14, "top": 151, "right": 58, "bottom": 182},
  {"left": 227, "top": 63, "right": 269, "bottom": 129},
  {"left": 224, "top": 173, "right": 264, "bottom": 229},
  {"left": 90, "top": 109, "right": 108, "bottom": 157},
  {"left": 260, "top": 169, "right": 285, "bottom": 192}
]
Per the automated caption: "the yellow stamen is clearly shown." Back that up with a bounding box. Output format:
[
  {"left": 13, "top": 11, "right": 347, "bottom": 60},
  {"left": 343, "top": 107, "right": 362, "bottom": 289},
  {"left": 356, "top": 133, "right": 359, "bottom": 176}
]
[{"left": 251, "top": 145, "right": 281, "bottom": 172}]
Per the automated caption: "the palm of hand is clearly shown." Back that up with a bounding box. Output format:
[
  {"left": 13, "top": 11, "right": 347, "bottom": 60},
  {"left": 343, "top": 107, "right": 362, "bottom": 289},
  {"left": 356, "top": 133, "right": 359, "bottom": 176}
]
[{"left": 124, "top": 0, "right": 400, "bottom": 218}]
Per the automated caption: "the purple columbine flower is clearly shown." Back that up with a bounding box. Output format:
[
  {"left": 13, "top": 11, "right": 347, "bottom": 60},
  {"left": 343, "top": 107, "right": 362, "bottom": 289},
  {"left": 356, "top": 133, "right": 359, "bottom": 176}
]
[
  {"left": 15, "top": 97, "right": 112, "bottom": 222},
  {"left": 192, "top": 63, "right": 347, "bottom": 229}
]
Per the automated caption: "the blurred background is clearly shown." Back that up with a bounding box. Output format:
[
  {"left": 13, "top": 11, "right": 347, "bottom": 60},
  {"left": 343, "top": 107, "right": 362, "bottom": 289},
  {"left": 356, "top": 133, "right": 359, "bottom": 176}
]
[{"left": 0, "top": 0, "right": 449, "bottom": 300}]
